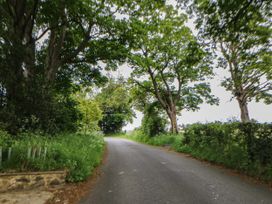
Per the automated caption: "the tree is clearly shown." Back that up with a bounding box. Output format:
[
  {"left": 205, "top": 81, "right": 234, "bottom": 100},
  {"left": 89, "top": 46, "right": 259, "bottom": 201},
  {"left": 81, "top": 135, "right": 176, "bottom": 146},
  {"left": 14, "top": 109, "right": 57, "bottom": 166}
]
[
  {"left": 141, "top": 102, "right": 167, "bottom": 137},
  {"left": 0, "top": 0, "right": 133, "bottom": 133},
  {"left": 130, "top": 86, "right": 167, "bottom": 136},
  {"left": 128, "top": 6, "right": 217, "bottom": 133},
  {"left": 76, "top": 89, "right": 103, "bottom": 133},
  {"left": 184, "top": 0, "right": 272, "bottom": 122},
  {"left": 95, "top": 79, "right": 134, "bottom": 134}
]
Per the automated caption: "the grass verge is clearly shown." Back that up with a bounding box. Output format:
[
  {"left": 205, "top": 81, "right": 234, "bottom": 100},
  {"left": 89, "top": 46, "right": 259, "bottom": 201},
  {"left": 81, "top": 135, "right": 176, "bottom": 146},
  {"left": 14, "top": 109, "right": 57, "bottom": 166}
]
[{"left": 0, "top": 131, "right": 105, "bottom": 182}]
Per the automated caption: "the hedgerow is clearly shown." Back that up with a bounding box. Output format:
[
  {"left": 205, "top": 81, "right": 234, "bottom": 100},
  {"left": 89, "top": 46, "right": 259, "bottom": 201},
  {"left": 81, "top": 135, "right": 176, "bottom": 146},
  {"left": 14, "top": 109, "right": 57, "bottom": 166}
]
[{"left": 182, "top": 122, "right": 272, "bottom": 180}]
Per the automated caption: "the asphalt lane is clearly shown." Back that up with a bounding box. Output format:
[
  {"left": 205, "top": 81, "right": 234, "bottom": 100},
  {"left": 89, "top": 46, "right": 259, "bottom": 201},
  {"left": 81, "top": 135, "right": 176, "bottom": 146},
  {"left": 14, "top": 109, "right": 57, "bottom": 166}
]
[{"left": 80, "top": 137, "right": 272, "bottom": 204}]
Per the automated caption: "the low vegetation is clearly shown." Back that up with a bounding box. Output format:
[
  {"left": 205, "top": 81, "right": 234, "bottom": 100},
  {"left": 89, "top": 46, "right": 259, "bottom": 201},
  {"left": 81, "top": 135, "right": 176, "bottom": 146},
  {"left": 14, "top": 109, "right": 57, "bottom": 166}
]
[
  {"left": 0, "top": 131, "right": 105, "bottom": 182},
  {"left": 119, "top": 130, "right": 182, "bottom": 150},
  {"left": 123, "top": 122, "right": 272, "bottom": 182},
  {"left": 182, "top": 122, "right": 272, "bottom": 181}
]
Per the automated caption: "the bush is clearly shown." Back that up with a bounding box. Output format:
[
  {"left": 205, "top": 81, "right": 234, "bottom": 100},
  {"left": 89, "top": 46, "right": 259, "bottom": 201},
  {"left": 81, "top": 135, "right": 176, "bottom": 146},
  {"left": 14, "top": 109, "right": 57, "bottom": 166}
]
[
  {"left": 183, "top": 122, "right": 272, "bottom": 180},
  {"left": 141, "top": 102, "right": 167, "bottom": 137},
  {"left": 0, "top": 129, "right": 12, "bottom": 147},
  {"left": 0, "top": 132, "right": 105, "bottom": 182},
  {"left": 124, "top": 129, "right": 150, "bottom": 143},
  {"left": 123, "top": 129, "right": 183, "bottom": 151}
]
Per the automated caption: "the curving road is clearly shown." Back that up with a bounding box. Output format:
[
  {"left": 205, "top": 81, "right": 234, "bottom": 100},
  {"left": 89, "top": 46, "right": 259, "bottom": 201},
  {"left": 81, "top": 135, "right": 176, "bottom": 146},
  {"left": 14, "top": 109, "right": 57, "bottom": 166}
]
[{"left": 80, "top": 137, "right": 272, "bottom": 204}]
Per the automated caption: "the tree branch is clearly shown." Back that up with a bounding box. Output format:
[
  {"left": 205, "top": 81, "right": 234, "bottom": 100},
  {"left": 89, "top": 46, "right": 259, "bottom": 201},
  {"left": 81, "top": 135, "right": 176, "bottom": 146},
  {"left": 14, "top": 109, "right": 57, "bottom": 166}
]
[{"left": 132, "top": 79, "right": 156, "bottom": 95}]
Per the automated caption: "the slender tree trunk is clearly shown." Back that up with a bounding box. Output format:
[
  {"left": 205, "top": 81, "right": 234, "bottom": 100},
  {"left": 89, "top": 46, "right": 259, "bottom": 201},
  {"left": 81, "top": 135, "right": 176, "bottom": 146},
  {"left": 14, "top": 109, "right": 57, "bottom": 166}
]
[
  {"left": 167, "top": 106, "right": 178, "bottom": 134},
  {"left": 170, "top": 112, "right": 178, "bottom": 134},
  {"left": 237, "top": 99, "right": 250, "bottom": 123}
]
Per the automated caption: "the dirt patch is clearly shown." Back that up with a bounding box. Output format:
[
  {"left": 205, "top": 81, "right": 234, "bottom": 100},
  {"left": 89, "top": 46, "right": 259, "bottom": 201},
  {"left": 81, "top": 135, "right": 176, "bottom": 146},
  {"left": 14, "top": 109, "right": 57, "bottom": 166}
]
[
  {"left": 0, "top": 190, "right": 53, "bottom": 204},
  {"left": 46, "top": 145, "right": 108, "bottom": 204}
]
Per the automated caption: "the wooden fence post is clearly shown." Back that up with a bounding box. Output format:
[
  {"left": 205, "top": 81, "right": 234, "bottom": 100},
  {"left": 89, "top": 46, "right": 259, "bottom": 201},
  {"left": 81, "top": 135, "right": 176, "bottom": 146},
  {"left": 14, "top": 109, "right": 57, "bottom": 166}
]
[
  {"left": 43, "top": 147, "right": 47, "bottom": 160},
  {"left": 27, "top": 147, "right": 32, "bottom": 160},
  {"left": 8, "top": 147, "right": 12, "bottom": 161},
  {"left": 38, "top": 147, "right": 42, "bottom": 159},
  {"left": 32, "top": 148, "right": 37, "bottom": 160}
]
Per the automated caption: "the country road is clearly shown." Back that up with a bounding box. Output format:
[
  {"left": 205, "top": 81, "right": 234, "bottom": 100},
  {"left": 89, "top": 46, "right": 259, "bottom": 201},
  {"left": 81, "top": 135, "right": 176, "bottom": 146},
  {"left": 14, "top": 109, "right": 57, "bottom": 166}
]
[{"left": 80, "top": 137, "right": 272, "bottom": 204}]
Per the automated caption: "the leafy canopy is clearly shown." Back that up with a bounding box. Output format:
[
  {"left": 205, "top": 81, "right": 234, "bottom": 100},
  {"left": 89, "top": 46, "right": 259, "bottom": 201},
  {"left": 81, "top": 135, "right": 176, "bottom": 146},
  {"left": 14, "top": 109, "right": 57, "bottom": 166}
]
[
  {"left": 129, "top": 5, "right": 218, "bottom": 113},
  {"left": 183, "top": 0, "right": 272, "bottom": 104}
]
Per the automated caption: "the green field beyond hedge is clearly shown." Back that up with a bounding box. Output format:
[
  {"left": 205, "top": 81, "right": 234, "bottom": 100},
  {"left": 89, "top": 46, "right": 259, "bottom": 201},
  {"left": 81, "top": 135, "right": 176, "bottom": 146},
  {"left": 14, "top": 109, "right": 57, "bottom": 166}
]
[
  {"left": 121, "top": 122, "right": 272, "bottom": 182},
  {"left": 0, "top": 131, "right": 105, "bottom": 182}
]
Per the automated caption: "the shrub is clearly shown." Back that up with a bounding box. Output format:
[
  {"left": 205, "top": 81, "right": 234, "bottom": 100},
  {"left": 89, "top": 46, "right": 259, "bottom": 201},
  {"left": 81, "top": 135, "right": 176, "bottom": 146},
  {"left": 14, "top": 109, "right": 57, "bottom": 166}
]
[
  {"left": 126, "top": 129, "right": 150, "bottom": 143},
  {"left": 123, "top": 129, "right": 183, "bottom": 151},
  {"left": 141, "top": 102, "right": 167, "bottom": 137},
  {"left": 183, "top": 122, "right": 272, "bottom": 180},
  {"left": 0, "top": 129, "right": 12, "bottom": 147}
]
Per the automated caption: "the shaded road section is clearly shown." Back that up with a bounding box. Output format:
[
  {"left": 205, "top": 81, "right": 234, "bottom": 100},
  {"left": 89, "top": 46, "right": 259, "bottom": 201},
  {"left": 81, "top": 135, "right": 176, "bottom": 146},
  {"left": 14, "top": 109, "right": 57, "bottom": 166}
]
[{"left": 80, "top": 138, "right": 272, "bottom": 204}]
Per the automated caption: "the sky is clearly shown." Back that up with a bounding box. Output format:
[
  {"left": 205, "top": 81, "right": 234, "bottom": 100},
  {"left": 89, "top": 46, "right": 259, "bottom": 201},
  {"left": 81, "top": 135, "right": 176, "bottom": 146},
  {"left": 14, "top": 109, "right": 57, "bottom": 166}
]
[{"left": 106, "top": 1, "right": 272, "bottom": 130}]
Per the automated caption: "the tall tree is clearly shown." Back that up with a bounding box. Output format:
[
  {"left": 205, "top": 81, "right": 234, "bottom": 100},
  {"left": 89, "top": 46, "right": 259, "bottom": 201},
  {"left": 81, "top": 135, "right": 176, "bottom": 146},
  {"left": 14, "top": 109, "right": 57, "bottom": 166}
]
[
  {"left": 183, "top": 0, "right": 272, "bottom": 122},
  {"left": 0, "top": 0, "right": 150, "bottom": 132},
  {"left": 128, "top": 6, "right": 217, "bottom": 133}
]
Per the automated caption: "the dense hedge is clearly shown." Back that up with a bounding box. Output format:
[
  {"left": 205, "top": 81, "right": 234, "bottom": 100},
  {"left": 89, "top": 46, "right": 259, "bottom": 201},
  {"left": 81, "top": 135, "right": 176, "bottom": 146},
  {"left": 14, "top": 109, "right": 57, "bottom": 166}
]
[
  {"left": 182, "top": 122, "right": 272, "bottom": 180},
  {"left": 0, "top": 131, "right": 105, "bottom": 182}
]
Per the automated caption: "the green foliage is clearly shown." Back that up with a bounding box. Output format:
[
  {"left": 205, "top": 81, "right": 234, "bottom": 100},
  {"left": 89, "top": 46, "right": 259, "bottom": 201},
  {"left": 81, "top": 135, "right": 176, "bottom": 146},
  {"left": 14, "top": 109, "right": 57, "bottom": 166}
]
[
  {"left": 96, "top": 79, "right": 134, "bottom": 134},
  {"left": 184, "top": 0, "right": 272, "bottom": 121},
  {"left": 141, "top": 102, "right": 167, "bottom": 137},
  {"left": 0, "top": 0, "right": 140, "bottom": 134},
  {"left": 183, "top": 122, "right": 272, "bottom": 181},
  {"left": 129, "top": 5, "right": 217, "bottom": 108},
  {"left": 128, "top": 5, "right": 218, "bottom": 132},
  {"left": 75, "top": 90, "right": 103, "bottom": 133},
  {"left": 121, "top": 129, "right": 183, "bottom": 151},
  {"left": 121, "top": 129, "right": 150, "bottom": 143},
  {"left": 0, "top": 129, "right": 12, "bottom": 148},
  {"left": 130, "top": 87, "right": 167, "bottom": 137},
  {"left": 0, "top": 132, "right": 105, "bottom": 182},
  {"left": 123, "top": 122, "right": 272, "bottom": 182},
  {"left": 147, "top": 134, "right": 183, "bottom": 150}
]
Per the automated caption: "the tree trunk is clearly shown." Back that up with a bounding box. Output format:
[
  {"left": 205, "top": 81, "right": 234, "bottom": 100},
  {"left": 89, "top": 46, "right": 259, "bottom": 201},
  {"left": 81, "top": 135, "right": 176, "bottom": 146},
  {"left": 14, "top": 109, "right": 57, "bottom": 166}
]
[
  {"left": 167, "top": 108, "right": 178, "bottom": 134},
  {"left": 170, "top": 113, "right": 178, "bottom": 134},
  {"left": 237, "top": 99, "right": 250, "bottom": 123}
]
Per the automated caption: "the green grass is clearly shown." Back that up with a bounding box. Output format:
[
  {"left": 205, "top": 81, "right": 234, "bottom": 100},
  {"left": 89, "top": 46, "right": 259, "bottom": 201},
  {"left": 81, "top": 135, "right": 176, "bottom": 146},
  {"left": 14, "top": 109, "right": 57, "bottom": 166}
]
[
  {"left": 116, "top": 130, "right": 184, "bottom": 151},
  {"left": 0, "top": 131, "right": 105, "bottom": 182}
]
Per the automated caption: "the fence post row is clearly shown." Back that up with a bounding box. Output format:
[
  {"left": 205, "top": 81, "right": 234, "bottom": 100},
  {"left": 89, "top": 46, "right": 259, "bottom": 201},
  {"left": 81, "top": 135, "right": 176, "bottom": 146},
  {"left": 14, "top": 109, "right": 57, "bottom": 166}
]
[{"left": 0, "top": 146, "right": 48, "bottom": 165}]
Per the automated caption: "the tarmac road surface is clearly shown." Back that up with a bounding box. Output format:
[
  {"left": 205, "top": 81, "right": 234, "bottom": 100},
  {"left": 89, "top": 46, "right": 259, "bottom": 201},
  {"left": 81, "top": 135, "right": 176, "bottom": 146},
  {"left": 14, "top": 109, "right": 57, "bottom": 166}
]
[{"left": 80, "top": 137, "right": 272, "bottom": 204}]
